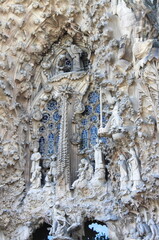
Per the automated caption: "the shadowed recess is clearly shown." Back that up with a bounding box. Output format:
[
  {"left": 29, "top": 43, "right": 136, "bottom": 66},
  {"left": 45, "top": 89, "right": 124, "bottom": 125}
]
[{"left": 32, "top": 223, "right": 50, "bottom": 240}]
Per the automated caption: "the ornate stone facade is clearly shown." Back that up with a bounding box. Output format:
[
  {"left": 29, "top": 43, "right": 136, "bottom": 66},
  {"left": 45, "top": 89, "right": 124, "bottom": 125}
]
[{"left": 1, "top": 0, "right": 159, "bottom": 239}]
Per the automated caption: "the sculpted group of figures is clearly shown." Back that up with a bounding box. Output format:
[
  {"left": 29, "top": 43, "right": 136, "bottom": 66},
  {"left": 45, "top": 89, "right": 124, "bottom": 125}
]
[
  {"left": 132, "top": 214, "right": 159, "bottom": 240},
  {"left": 48, "top": 202, "right": 82, "bottom": 240},
  {"left": 30, "top": 140, "right": 106, "bottom": 190},
  {"left": 118, "top": 147, "right": 144, "bottom": 193},
  {"left": 30, "top": 141, "right": 144, "bottom": 194},
  {"left": 30, "top": 148, "right": 56, "bottom": 189}
]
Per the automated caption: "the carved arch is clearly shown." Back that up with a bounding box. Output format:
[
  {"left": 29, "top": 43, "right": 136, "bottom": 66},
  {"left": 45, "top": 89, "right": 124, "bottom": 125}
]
[{"left": 28, "top": 33, "right": 91, "bottom": 187}]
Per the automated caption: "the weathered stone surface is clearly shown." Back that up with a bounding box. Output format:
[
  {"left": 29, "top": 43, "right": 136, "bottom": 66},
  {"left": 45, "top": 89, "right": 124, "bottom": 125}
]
[{"left": 0, "top": 0, "right": 159, "bottom": 239}]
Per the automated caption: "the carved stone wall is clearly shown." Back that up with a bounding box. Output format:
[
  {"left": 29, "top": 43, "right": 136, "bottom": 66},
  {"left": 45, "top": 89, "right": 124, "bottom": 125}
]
[{"left": 0, "top": 0, "right": 159, "bottom": 239}]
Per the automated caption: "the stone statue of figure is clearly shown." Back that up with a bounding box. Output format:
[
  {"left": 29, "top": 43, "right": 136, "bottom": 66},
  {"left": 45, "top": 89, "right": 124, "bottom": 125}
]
[
  {"left": 118, "top": 154, "right": 129, "bottom": 191},
  {"left": 129, "top": 0, "right": 158, "bottom": 40},
  {"left": 98, "top": 103, "right": 122, "bottom": 137},
  {"left": 64, "top": 39, "right": 82, "bottom": 71},
  {"left": 71, "top": 158, "right": 93, "bottom": 189},
  {"left": 148, "top": 215, "right": 159, "bottom": 240},
  {"left": 134, "top": 215, "right": 152, "bottom": 240},
  {"left": 44, "top": 172, "right": 52, "bottom": 187},
  {"left": 30, "top": 148, "right": 41, "bottom": 189},
  {"left": 30, "top": 148, "right": 41, "bottom": 174},
  {"left": 118, "top": 35, "right": 128, "bottom": 60},
  {"left": 15, "top": 225, "right": 31, "bottom": 240},
  {"left": 92, "top": 140, "right": 106, "bottom": 184},
  {"left": 128, "top": 148, "right": 142, "bottom": 191},
  {"left": 111, "top": 0, "right": 118, "bottom": 14},
  {"left": 77, "top": 158, "right": 93, "bottom": 181},
  {"left": 50, "top": 202, "right": 67, "bottom": 237},
  {"left": 56, "top": 54, "right": 67, "bottom": 73},
  {"left": 48, "top": 154, "right": 57, "bottom": 182},
  {"left": 30, "top": 166, "right": 41, "bottom": 189}
]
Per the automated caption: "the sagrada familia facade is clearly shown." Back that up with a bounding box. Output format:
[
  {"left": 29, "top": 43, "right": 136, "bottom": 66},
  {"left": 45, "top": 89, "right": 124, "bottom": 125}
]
[{"left": 0, "top": 0, "right": 159, "bottom": 239}]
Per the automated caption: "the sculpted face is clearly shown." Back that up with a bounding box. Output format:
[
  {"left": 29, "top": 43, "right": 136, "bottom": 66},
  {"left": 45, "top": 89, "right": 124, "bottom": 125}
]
[{"left": 33, "top": 148, "right": 38, "bottom": 153}]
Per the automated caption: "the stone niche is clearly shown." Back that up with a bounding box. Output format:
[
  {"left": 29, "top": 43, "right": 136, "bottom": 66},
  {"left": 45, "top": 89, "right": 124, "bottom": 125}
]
[
  {"left": 30, "top": 34, "right": 91, "bottom": 187},
  {"left": 41, "top": 35, "right": 90, "bottom": 82}
]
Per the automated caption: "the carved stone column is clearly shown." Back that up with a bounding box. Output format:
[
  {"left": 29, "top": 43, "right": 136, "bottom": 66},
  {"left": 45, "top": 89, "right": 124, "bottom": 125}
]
[{"left": 57, "top": 85, "right": 72, "bottom": 184}]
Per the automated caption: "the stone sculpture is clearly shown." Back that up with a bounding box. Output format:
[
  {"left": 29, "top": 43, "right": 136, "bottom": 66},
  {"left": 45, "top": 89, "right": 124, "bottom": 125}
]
[
  {"left": 50, "top": 202, "right": 68, "bottom": 237},
  {"left": 128, "top": 148, "right": 142, "bottom": 191},
  {"left": 98, "top": 103, "right": 123, "bottom": 137},
  {"left": 30, "top": 148, "right": 41, "bottom": 176},
  {"left": 133, "top": 215, "right": 152, "bottom": 240},
  {"left": 48, "top": 154, "right": 57, "bottom": 183},
  {"left": 92, "top": 140, "right": 106, "bottom": 184},
  {"left": 72, "top": 158, "right": 93, "bottom": 189},
  {"left": 148, "top": 215, "right": 159, "bottom": 240},
  {"left": 118, "top": 154, "right": 129, "bottom": 192},
  {"left": 30, "top": 166, "right": 42, "bottom": 189},
  {"left": 1, "top": 1, "right": 159, "bottom": 239},
  {"left": 44, "top": 172, "right": 52, "bottom": 188},
  {"left": 15, "top": 225, "right": 31, "bottom": 240},
  {"left": 64, "top": 39, "right": 83, "bottom": 71}
]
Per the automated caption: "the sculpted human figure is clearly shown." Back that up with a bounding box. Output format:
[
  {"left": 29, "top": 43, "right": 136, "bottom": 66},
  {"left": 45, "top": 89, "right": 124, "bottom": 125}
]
[
  {"left": 15, "top": 225, "right": 31, "bottom": 240},
  {"left": 78, "top": 158, "right": 93, "bottom": 181},
  {"left": 72, "top": 158, "right": 93, "bottom": 189},
  {"left": 118, "top": 35, "right": 128, "bottom": 60},
  {"left": 92, "top": 140, "right": 105, "bottom": 184},
  {"left": 30, "top": 148, "right": 41, "bottom": 175},
  {"left": 48, "top": 154, "right": 57, "bottom": 182},
  {"left": 50, "top": 202, "right": 67, "bottom": 237},
  {"left": 127, "top": 0, "right": 158, "bottom": 40},
  {"left": 148, "top": 215, "right": 159, "bottom": 240},
  {"left": 45, "top": 172, "right": 52, "bottom": 187},
  {"left": 134, "top": 215, "right": 152, "bottom": 240},
  {"left": 64, "top": 39, "right": 82, "bottom": 71},
  {"left": 56, "top": 53, "right": 72, "bottom": 73},
  {"left": 30, "top": 166, "right": 41, "bottom": 189},
  {"left": 118, "top": 154, "right": 129, "bottom": 191},
  {"left": 66, "top": 211, "right": 82, "bottom": 236},
  {"left": 128, "top": 148, "right": 142, "bottom": 191},
  {"left": 98, "top": 103, "right": 122, "bottom": 137}
]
